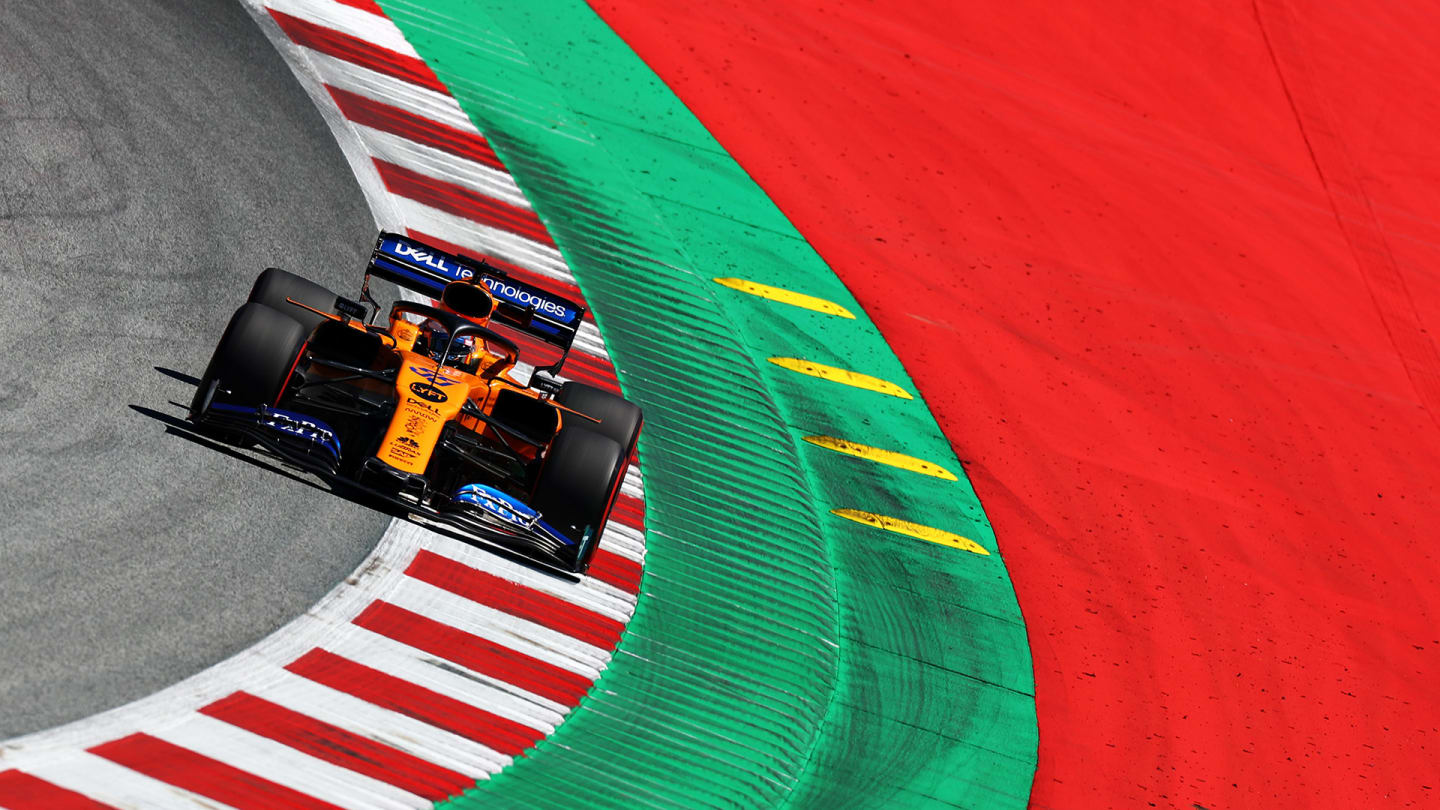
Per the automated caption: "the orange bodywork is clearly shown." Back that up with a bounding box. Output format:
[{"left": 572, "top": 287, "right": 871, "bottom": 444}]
[
  {"left": 377, "top": 355, "right": 472, "bottom": 473},
  {"left": 294, "top": 282, "right": 560, "bottom": 477}
]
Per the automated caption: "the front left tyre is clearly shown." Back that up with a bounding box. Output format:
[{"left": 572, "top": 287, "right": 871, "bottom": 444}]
[{"left": 191, "top": 302, "right": 307, "bottom": 416}]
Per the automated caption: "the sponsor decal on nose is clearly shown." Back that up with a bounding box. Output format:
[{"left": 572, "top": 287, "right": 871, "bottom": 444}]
[{"left": 409, "top": 381, "right": 449, "bottom": 403}]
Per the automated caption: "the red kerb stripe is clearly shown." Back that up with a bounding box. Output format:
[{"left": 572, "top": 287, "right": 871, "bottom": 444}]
[
  {"left": 285, "top": 648, "right": 542, "bottom": 756},
  {"left": 200, "top": 691, "right": 474, "bottom": 801},
  {"left": 267, "top": 9, "right": 446, "bottom": 94},
  {"left": 375, "top": 160, "right": 556, "bottom": 247},
  {"left": 325, "top": 86, "right": 503, "bottom": 170},
  {"left": 352, "top": 600, "right": 592, "bottom": 705},
  {"left": 89, "top": 733, "right": 342, "bottom": 810},
  {"left": 334, "top": 0, "right": 385, "bottom": 15},
  {"left": 560, "top": 350, "right": 621, "bottom": 392},
  {"left": 406, "top": 549, "right": 625, "bottom": 648},
  {"left": 610, "top": 491, "right": 646, "bottom": 532},
  {"left": 0, "top": 771, "right": 114, "bottom": 810},
  {"left": 590, "top": 548, "right": 643, "bottom": 593}
]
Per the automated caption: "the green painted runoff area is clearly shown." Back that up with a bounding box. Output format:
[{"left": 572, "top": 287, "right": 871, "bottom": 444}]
[{"left": 382, "top": 1, "right": 1037, "bottom": 806}]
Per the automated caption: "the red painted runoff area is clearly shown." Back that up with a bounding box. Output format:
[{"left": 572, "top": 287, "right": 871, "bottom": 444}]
[{"left": 590, "top": 1, "right": 1440, "bottom": 807}]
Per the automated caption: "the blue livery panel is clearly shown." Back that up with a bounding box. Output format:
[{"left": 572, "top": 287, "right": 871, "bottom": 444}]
[
  {"left": 209, "top": 403, "right": 342, "bottom": 461},
  {"left": 452, "top": 483, "right": 575, "bottom": 546},
  {"left": 369, "top": 233, "right": 584, "bottom": 347}
]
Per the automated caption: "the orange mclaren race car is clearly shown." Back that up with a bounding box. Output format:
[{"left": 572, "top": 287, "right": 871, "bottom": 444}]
[{"left": 189, "top": 232, "right": 641, "bottom": 574}]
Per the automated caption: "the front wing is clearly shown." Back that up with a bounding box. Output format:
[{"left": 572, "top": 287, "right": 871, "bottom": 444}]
[{"left": 193, "top": 401, "right": 596, "bottom": 576}]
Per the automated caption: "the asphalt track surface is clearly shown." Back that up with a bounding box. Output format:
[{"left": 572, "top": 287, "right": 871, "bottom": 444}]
[
  {"left": 594, "top": 1, "right": 1439, "bottom": 807},
  {"left": 0, "top": 0, "right": 387, "bottom": 737}
]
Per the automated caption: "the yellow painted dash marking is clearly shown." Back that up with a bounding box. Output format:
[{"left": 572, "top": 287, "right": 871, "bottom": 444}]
[
  {"left": 831, "top": 509, "right": 990, "bottom": 555},
  {"left": 768, "top": 357, "right": 913, "bottom": 399},
  {"left": 713, "top": 277, "right": 855, "bottom": 318},
  {"left": 803, "top": 435, "right": 958, "bottom": 480}
]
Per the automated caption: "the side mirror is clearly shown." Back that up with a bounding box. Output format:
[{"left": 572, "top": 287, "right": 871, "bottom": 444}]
[{"left": 334, "top": 296, "right": 367, "bottom": 320}]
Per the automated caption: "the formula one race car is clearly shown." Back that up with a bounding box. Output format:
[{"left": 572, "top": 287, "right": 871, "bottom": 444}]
[{"left": 188, "top": 232, "right": 641, "bottom": 574}]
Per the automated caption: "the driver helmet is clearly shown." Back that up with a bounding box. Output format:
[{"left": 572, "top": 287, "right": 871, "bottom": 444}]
[{"left": 413, "top": 318, "right": 479, "bottom": 372}]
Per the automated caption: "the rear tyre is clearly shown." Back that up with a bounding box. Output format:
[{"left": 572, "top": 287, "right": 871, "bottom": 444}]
[
  {"left": 191, "top": 302, "right": 307, "bottom": 416},
  {"left": 556, "top": 382, "right": 642, "bottom": 457},
  {"left": 531, "top": 427, "right": 625, "bottom": 573},
  {"left": 248, "top": 267, "right": 341, "bottom": 333}
]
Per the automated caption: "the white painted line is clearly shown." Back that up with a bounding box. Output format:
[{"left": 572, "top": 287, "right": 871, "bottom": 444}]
[
  {"left": 0, "top": 527, "right": 422, "bottom": 755},
  {"left": 241, "top": 0, "right": 401, "bottom": 229}
]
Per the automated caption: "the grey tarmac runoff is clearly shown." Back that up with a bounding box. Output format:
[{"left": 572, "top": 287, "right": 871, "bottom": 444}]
[{"left": 0, "top": 0, "right": 387, "bottom": 737}]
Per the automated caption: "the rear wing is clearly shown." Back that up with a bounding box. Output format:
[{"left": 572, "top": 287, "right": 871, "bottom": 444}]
[{"left": 365, "top": 232, "right": 585, "bottom": 372}]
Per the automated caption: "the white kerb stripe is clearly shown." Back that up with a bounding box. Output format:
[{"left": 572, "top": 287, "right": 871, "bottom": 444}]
[
  {"left": 623, "top": 465, "right": 645, "bottom": 499},
  {"left": 264, "top": 0, "right": 419, "bottom": 59},
  {"left": 416, "top": 531, "right": 638, "bottom": 617},
  {"left": 252, "top": 668, "right": 509, "bottom": 775},
  {"left": 563, "top": 319, "right": 613, "bottom": 361},
  {"left": 319, "top": 629, "right": 566, "bottom": 731},
  {"left": 393, "top": 197, "right": 571, "bottom": 280},
  {"left": 15, "top": 752, "right": 240, "bottom": 810},
  {"left": 338, "top": 632, "right": 566, "bottom": 721},
  {"left": 382, "top": 576, "right": 610, "bottom": 674},
  {"left": 600, "top": 520, "right": 646, "bottom": 562},
  {"left": 355, "top": 124, "right": 530, "bottom": 209},
  {"left": 306, "top": 50, "right": 477, "bottom": 133},
  {"left": 148, "top": 714, "right": 425, "bottom": 810}
]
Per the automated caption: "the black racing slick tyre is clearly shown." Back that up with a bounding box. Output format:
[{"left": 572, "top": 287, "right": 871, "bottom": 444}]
[
  {"left": 532, "top": 427, "right": 626, "bottom": 574},
  {"left": 248, "top": 267, "right": 341, "bottom": 333},
  {"left": 556, "top": 382, "right": 643, "bottom": 457},
  {"left": 191, "top": 302, "right": 307, "bottom": 416}
]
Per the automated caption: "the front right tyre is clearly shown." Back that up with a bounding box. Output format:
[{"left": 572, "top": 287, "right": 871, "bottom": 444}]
[
  {"left": 556, "top": 381, "right": 643, "bottom": 457},
  {"left": 248, "top": 266, "right": 342, "bottom": 333},
  {"left": 531, "top": 426, "right": 626, "bottom": 573}
]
